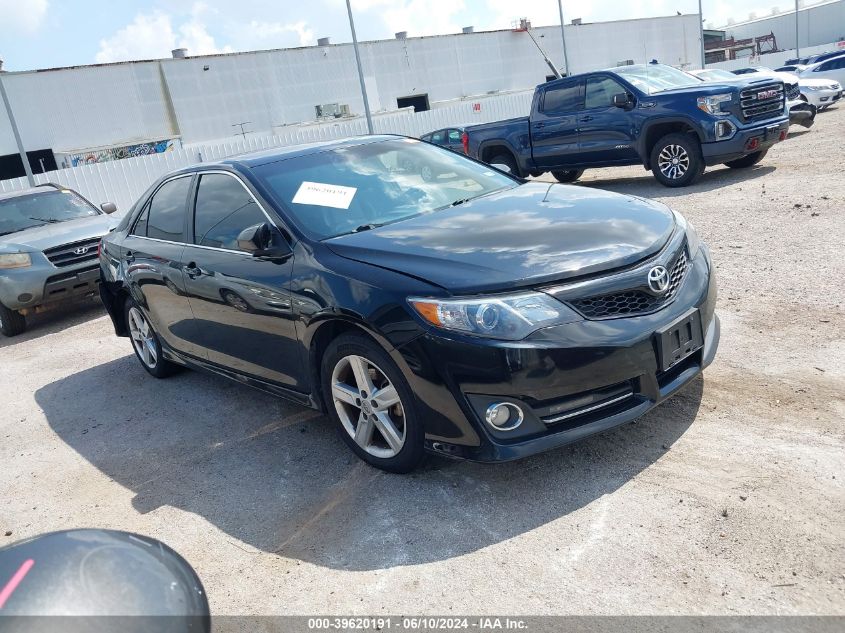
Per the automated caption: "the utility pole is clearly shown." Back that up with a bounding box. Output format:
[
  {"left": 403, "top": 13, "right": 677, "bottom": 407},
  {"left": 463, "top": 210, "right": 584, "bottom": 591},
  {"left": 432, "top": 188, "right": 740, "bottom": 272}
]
[
  {"left": 698, "top": 0, "right": 706, "bottom": 68},
  {"left": 231, "top": 121, "right": 252, "bottom": 138},
  {"left": 346, "top": 0, "right": 374, "bottom": 134},
  {"left": 795, "top": 0, "right": 800, "bottom": 59},
  {"left": 557, "top": 0, "right": 570, "bottom": 76},
  {"left": 0, "top": 73, "right": 35, "bottom": 186}
]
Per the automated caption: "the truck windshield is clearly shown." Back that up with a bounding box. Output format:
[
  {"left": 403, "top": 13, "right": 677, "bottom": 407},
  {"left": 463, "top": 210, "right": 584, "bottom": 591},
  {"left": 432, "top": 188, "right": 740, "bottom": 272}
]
[
  {"left": 614, "top": 65, "right": 703, "bottom": 94},
  {"left": 253, "top": 138, "right": 517, "bottom": 240},
  {"left": 0, "top": 190, "right": 100, "bottom": 236}
]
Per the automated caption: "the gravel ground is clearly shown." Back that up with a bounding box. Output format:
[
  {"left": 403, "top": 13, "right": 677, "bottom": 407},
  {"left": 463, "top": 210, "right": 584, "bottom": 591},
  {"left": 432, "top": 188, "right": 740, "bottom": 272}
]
[{"left": 1, "top": 107, "right": 843, "bottom": 616}]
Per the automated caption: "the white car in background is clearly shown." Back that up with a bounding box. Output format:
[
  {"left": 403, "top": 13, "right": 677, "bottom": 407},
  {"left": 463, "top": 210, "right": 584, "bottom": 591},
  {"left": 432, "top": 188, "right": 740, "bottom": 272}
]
[{"left": 799, "top": 57, "right": 845, "bottom": 109}]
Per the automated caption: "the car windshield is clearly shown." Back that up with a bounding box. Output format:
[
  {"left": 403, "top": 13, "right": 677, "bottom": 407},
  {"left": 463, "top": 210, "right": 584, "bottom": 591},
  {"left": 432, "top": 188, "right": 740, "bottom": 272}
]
[
  {"left": 253, "top": 138, "right": 517, "bottom": 240},
  {"left": 613, "top": 64, "right": 703, "bottom": 94},
  {"left": 0, "top": 190, "right": 99, "bottom": 236}
]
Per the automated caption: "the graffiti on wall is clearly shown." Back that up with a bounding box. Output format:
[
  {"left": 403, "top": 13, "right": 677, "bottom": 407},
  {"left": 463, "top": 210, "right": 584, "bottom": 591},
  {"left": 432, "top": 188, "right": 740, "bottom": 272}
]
[{"left": 69, "top": 139, "right": 176, "bottom": 167}]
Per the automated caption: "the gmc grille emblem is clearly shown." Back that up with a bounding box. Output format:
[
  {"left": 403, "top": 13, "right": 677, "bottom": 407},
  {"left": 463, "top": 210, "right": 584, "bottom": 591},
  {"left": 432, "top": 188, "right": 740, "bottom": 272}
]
[{"left": 757, "top": 89, "right": 779, "bottom": 100}]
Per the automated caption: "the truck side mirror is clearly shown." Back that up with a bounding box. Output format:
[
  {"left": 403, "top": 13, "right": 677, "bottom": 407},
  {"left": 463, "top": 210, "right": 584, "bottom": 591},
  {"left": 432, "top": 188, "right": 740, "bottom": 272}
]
[{"left": 612, "top": 93, "right": 632, "bottom": 108}]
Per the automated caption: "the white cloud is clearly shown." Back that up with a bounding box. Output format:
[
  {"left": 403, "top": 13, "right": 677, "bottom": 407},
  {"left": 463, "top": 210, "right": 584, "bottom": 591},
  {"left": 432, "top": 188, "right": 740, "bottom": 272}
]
[
  {"left": 94, "top": 3, "right": 232, "bottom": 64},
  {"left": 0, "top": 0, "right": 48, "bottom": 33},
  {"left": 248, "top": 20, "right": 316, "bottom": 47}
]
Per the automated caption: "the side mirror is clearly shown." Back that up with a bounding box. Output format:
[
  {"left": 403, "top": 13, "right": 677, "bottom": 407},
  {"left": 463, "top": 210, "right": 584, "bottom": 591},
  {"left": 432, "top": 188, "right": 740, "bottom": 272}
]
[
  {"left": 100, "top": 202, "right": 118, "bottom": 214},
  {"left": 490, "top": 163, "right": 512, "bottom": 174},
  {"left": 612, "top": 93, "right": 632, "bottom": 108},
  {"left": 236, "top": 222, "right": 272, "bottom": 253}
]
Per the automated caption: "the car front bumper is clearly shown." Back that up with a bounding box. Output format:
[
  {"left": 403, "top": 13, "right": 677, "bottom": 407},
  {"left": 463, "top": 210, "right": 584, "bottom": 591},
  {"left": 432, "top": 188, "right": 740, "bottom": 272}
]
[
  {"left": 0, "top": 262, "right": 101, "bottom": 312},
  {"left": 801, "top": 88, "right": 842, "bottom": 108},
  {"left": 787, "top": 99, "right": 816, "bottom": 128},
  {"left": 396, "top": 247, "right": 719, "bottom": 463},
  {"left": 701, "top": 118, "right": 789, "bottom": 165}
]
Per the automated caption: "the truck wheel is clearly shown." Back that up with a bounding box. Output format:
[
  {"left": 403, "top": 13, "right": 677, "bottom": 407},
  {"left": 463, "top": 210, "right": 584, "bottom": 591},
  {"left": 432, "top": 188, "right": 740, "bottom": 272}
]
[
  {"left": 489, "top": 153, "right": 518, "bottom": 176},
  {"left": 0, "top": 302, "right": 26, "bottom": 337},
  {"left": 551, "top": 169, "right": 584, "bottom": 183},
  {"left": 650, "top": 133, "right": 704, "bottom": 187},
  {"left": 724, "top": 150, "right": 768, "bottom": 169}
]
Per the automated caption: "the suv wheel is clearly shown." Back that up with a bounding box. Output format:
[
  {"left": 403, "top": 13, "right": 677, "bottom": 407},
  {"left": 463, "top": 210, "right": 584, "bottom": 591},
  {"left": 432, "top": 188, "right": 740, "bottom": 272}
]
[
  {"left": 125, "top": 298, "right": 179, "bottom": 378},
  {"left": 321, "top": 333, "right": 425, "bottom": 473},
  {"left": 650, "top": 133, "right": 704, "bottom": 187},
  {"left": 0, "top": 302, "right": 26, "bottom": 337},
  {"left": 724, "top": 150, "right": 768, "bottom": 169},
  {"left": 551, "top": 169, "right": 585, "bottom": 183}
]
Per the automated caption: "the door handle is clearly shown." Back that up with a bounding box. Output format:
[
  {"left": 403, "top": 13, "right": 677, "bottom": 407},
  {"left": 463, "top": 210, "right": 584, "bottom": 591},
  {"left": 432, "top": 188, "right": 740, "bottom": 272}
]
[
  {"left": 534, "top": 122, "right": 546, "bottom": 129},
  {"left": 125, "top": 251, "right": 135, "bottom": 263},
  {"left": 579, "top": 116, "right": 594, "bottom": 122},
  {"left": 183, "top": 262, "right": 203, "bottom": 278}
]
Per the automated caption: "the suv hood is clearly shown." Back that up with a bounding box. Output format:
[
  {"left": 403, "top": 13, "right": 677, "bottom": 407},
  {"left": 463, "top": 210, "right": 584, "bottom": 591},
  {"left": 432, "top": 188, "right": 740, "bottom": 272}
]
[
  {"left": 0, "top": 214, "right": 116, "bottom": 253},
  {"left": 326, "top": 182, "right": 676, "bottom": 293},
  {"left": 652, "top": 75, "right": 782, "bottom": 97}
]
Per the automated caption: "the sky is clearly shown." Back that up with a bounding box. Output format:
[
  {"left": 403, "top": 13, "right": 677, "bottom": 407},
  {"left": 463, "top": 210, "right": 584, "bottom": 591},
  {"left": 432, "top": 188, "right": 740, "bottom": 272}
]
[{"left": 1, "top": 0, "right": 787, "bottom": 72}]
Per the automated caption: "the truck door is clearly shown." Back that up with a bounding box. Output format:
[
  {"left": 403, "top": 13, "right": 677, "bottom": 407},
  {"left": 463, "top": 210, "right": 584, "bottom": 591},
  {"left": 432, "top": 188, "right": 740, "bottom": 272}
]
[
  {"left": 530, "top": 79, "right": 584, "bottom": 169},
  {"left": 576, "top": 75, "right": 640, "bottom": 164}
]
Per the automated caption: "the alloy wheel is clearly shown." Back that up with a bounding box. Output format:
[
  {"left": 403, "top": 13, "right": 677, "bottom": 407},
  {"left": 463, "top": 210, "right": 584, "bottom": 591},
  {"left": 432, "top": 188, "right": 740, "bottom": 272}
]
[
  {"left": 331, "top": 354, "right": 406, "bottom": 458},
  {"left": 128, "top": 306, "right": 158, "bottom": 368},
  {"left": 657, "top": 144, "right": 690, "bottom": 180}
]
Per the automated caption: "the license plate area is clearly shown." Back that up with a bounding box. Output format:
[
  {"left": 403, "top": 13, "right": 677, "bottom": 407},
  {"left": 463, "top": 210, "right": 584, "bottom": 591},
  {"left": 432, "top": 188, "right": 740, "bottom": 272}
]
[
  {"left": 655, "top": 308, "right": 703, "bottom": 372},
  {"left": 765, "top": 124, "right": 780, "bottom": 140}
]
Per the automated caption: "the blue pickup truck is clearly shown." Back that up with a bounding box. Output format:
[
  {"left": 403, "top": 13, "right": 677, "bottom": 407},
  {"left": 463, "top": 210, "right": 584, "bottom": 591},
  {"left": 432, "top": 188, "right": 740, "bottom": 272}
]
[{"left": 465, "top": 63, "right": 790, "bottom": 187}]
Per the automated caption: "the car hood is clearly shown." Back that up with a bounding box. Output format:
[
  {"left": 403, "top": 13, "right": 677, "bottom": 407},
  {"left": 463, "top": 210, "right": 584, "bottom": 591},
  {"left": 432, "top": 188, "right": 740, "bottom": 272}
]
[
  {"left": 654, "top": 76, "right": 785, "bottom": 96},
  {"left": 0, "top": 214, "right": 117, "bottom": 253},
  {"left": 799, "top": 77, "right": 839, "bottom": 88},
  {"left": 326, "top": 182, "right": 676, "bottom": 293}
]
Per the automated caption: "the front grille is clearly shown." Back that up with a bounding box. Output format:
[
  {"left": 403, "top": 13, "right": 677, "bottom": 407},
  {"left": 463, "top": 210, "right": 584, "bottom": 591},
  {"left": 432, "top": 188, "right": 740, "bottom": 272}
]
[
  {"left": 740, "top": 82, "right": 785, "bottom": 122},
  {"left": 43, "top": 238, "right": 100, "bottom": 268},
  {"left": 570, "top": 250, "right": 689, "bottom": 319},
  {"left": 785, "top": 82, "right": 800, "bottom": 101}
]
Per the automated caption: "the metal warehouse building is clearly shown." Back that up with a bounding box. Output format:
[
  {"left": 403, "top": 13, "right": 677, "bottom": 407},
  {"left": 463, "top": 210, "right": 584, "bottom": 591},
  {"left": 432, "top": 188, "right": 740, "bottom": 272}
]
[
  {"left": 0, "top": 13, "right": 700, "bottom": 179},
  {"left": 721, "top": 0, "right": 845, "bottom": 52}
]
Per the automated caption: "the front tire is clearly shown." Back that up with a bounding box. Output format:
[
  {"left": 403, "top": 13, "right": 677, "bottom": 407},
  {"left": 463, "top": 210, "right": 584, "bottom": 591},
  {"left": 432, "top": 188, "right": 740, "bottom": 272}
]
[
  {"left": 321, "top": 333, "right": 424, "bottom": 473},
  {"left": 551, "top": 169, "right": 585, "bottom": 183},
  {"left": 650, "top": 133, "right": 704, "bottom": 187},
  {"left": 0, "top": 302, "right": 26, "bottom": 337},
  {"left": 724, "top": 150, "right": 768, "bottom": 169},
  {"left": 124, "top": 298, "right": 179, "bottom": 378}
]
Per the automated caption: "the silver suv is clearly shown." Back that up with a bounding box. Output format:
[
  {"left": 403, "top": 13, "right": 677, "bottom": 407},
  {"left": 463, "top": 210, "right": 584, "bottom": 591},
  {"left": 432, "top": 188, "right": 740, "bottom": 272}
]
[{"left": 0, "top": 184, "right": 118, "bottom": 336}]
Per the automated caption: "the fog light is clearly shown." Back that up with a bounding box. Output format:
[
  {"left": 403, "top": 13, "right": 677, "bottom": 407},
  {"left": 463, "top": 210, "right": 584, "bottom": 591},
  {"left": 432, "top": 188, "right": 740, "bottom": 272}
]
[
  {"left": 485, "top": 402, "right": 524, "bottom": 431},
  {"left": 714, "top": 120, "right": 735, "bottom": 139},
  {"left": 17, "top": 293, "right": 33, "bottom": 303}
]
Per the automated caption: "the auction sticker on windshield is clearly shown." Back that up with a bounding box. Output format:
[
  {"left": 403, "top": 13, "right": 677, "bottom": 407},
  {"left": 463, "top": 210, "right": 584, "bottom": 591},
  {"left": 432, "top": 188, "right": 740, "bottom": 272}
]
[{"left": 292, "top": 181, "right": 357, "bottom": 209}]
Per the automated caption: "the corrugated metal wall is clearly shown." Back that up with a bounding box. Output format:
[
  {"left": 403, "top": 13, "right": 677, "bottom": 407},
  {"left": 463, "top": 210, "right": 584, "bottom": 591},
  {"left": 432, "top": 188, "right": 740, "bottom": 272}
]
[
  {"left": 0, "top": 90, "right": 533, "bottom": 211},
  {"left": 722, "top": 0, "right": 845, "bottom": 51}
]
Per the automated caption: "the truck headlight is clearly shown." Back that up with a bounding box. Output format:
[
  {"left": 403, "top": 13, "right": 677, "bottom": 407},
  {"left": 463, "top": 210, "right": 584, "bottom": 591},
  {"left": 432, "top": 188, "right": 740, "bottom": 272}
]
[
  {"left": 0, "top": 253, "right": 32, "bottom": 269},
  {"left": 697, "top": 93, "right": 732, "bottom": 115},
  {"left": 673, "top": 211, "right": 701, "bottom": 258},
  {"left": 408, "top": 291, "right": 579, "bottom": 340}
]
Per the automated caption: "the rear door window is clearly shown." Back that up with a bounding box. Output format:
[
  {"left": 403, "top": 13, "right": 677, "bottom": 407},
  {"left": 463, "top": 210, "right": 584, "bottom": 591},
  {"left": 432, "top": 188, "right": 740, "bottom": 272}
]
[
  {"left": 144, "top": 177, "right": 191, "bottom": 242},
  {"left": 193, "top": 173, "right": 268, "bottom": 251},
  {"left": 430, "top": 130, "right": 446, "bottom": 145},
  {"left": 541, "top": 81, "right": 584, "bottom": 114}
]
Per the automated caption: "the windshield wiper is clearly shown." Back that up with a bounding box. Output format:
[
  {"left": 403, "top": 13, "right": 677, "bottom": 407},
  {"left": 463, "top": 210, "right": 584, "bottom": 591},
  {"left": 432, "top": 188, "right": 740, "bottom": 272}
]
[
  {"left": 29, "top": 216, "right": 64, "bottom": 224},
  {"left": 353, "top": 222, "right": 387, "bottom": 233}
]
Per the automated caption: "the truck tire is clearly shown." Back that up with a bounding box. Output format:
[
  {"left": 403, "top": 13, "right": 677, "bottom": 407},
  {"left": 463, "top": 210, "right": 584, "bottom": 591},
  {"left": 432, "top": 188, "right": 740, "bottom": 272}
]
[
  {"left": 0, "top": 302, "right": 26, "bottom": 337},
  {"left": 489, "top": 153, "right": 518, "bottom": 176},
  {"left": 724, "top": 150, "right": 768, "bottom": 169},
  {"left": 650, "top": 133, "right": 704, "bottom": 188},
  {"left": 551, "top": 169, "right": 584, "bottom": 183}
]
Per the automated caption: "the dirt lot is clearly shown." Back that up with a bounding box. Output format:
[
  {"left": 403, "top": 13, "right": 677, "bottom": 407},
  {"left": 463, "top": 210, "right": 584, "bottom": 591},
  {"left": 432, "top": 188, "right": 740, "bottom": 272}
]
[{"left": 1, "top": 106, "right": 843, "bottom": 616}]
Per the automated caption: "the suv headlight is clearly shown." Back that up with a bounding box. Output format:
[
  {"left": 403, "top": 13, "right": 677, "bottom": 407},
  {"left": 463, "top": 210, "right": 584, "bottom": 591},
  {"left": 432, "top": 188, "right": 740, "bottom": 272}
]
[
  {"left": 0, "top": 253, "right": 32, "bottom": 269},
  {"left": 673, "top": 211, "right": 701, "bottom": 258},
  {"left": 408, "top": 291, "right": 579, "bottom": 340},
  {"left": 697, "top": 93, "right": 732, "bottom": 115}
]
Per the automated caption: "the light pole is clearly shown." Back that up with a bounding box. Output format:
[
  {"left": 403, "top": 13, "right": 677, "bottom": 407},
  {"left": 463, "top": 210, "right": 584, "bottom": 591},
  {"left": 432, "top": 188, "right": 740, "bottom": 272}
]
[
  {"left": 795, "top": 0, "right": 800, "bottom": 59},
  {"left": 557, "top": 0, "right": 570, "bottom": 75},
  {"left": 0, "top": 73, "right": 35, "bottom": 186},
  {"left": 698, "top": 0, "right": 706, "bottom": 68},
  {"left": 345, "top": 0, "right": 374, "bottom": 134}
]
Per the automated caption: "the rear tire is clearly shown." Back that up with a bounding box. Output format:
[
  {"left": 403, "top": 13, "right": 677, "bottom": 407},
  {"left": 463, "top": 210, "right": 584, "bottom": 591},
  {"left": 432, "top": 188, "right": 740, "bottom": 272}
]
[
  {"left": 321, "top": 333, "right": 425, "bottom": 473},
  {"left": 124, "top": 297, "right": 179, "bottom": 378},
  {"left": 551, "top": 169, "right": 585, "bottom": 183},
  {"left": 724, "top": 150, "right": 768, "bottom": 169},
  {"left": 0, "top": 302, "right": 26, "bottom": 337},
  {"left": 650, "top": 133, "right": 704, "bottom": 187},
  {"left": 489, "top": 153, "right": 518, "bottom": 176}
]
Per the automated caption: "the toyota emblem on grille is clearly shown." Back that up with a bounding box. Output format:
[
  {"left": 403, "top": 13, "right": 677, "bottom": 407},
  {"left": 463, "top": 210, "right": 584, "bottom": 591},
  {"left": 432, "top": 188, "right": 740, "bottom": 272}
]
[
  {"left": 74, "top": 246, "right": 90, "bottom": 255},
  {"left": 647, "top": 265, "right": 670, "bottom": 294}
]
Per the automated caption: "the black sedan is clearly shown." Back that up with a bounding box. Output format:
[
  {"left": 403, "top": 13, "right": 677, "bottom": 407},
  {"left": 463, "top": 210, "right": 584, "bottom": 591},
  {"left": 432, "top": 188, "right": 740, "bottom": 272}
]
[{"left": 99, "top": 135, "right": 719, "bottom": 473}]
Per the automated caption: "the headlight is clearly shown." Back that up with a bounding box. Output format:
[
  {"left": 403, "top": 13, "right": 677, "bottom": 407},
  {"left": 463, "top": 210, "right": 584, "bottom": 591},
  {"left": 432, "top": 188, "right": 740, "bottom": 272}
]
[
  {"left": 697, "top": 93, "right": 732, "bottom": 115},
  {"left": 0, "top": 253, "right": 32, "bottom": 269},
  {"left": 804, "top": 85, "right": 823, "bottom": 91},
  {"left": 408, "top": 291, "right": 578, "bottom": 340},
  {"left": 673, "top": 211, "right": 701, "bottom": 258}
]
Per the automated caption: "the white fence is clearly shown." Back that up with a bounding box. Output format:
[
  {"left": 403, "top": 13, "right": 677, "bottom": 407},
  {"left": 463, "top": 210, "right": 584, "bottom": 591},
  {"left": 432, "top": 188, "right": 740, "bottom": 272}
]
[{"left": 0, "top": 90, "right": 533, "bottom": 212}]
